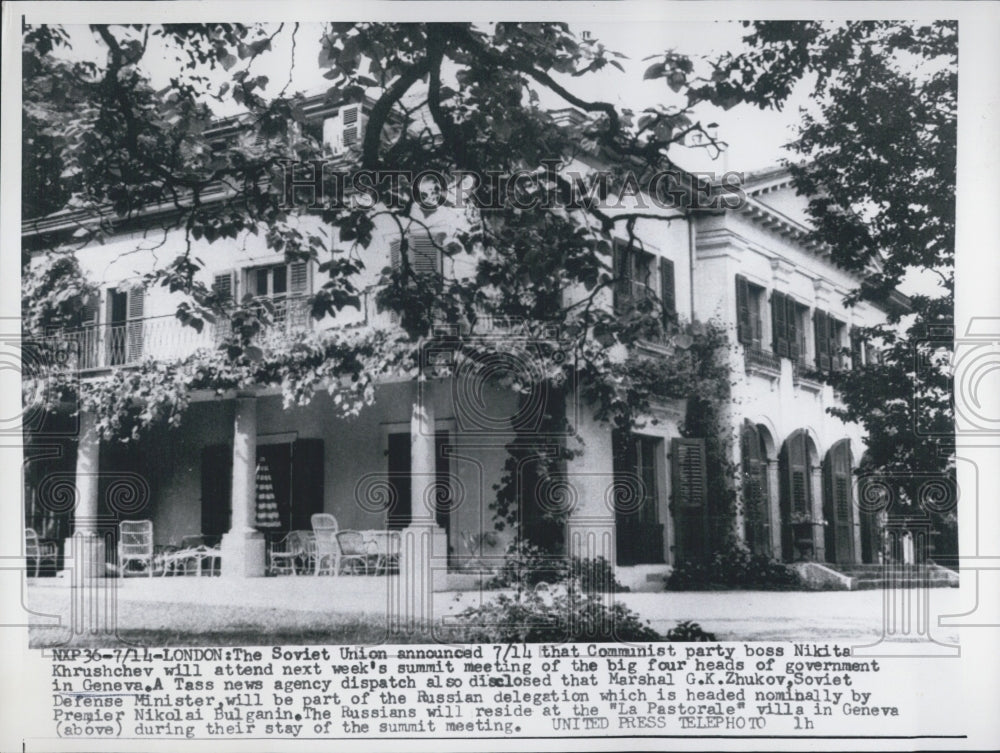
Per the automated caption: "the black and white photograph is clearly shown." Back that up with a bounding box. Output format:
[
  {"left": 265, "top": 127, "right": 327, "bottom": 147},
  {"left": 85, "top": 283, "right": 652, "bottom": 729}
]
[{"left": 2, "top": 1, "right": 998, "bottom": 749}]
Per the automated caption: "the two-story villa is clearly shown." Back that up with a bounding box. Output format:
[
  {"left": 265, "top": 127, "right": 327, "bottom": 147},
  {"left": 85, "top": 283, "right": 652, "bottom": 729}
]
[{"left": 22, "top": 98, "right": 899, "bottom": 593}]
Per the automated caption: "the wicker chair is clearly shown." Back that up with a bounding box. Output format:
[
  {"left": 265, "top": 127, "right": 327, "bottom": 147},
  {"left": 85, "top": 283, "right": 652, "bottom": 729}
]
[
  {"left": 369, "top": 530, "right": 401, "bottom": 575},
  {"left": 269, "top": 531, "right": 308, "bottom": 576},
  {"left": 336, "top": 531, "right": 375, "bottom": 575},
  {"left": 311, "top": 514, "right": 339, "bottom": 576},
  {"left": 118, "top": 520, "right": 155, "bottom": 577},
  {"left": 25, "top": 528, "right": 57, "bottom": 577}
]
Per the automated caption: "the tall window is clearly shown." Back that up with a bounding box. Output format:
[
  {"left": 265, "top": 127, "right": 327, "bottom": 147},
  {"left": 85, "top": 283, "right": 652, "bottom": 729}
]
[
  {"left": 735, "top": 275, "right": 765, "bottom": 349},
  {"left": 612, "top": 431, "right": 664, "bottom": 565},
  {"left": 814, "top": 310, "right": 846, "bottom": 371},
  {"left": 741, "top": 422, "right": 772, "bottom": 557},
  {"left": 771, "top": 292, "right": 807, "bottom": 363},
  {"left": 613, "top": 241, "right": 676, "bottom": 327}
]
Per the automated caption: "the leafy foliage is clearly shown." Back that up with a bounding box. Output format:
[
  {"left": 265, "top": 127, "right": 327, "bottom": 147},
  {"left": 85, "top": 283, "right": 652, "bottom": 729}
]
[
  {"left": 666, "top": 545, "right": 803, "bottom": 591},
  {"left": 700, "top": 22, "right": 957, "bottom": 526},
  {"left": 450, "top": 581, "right": 663, "bottom": 642},
  {"left": 487, "top": 544, "right": 628, "bottom": 592}
]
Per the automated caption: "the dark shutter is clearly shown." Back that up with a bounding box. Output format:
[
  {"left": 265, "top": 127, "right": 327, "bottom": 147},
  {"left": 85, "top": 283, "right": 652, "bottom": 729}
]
[
  {"left": 612, "top": 240, "right": 628, "bottom": 313},
  {"left": 828, "top": 316, "right": 842, "bottom": 370},
  {"left": 736, "top": 275, "right": 752, "bottom": 345},
  {"left": 290, "top": 439, "right": 325, "bottom": 531},
  {"left": 826, "top": 441, "right": 855, "bottom": 563},
  {"left": 671, "top": 437, "right": 708, "bottom": 563},
  {"left": 213, "top": 271, "right": 235, "bottom": 303},
  {"left": 741, "top": 422, "right": 771, "bottom": 557},
  {"left": 434, "top": 432, "right": 451, "bottom": 534},
  {"left": 771, "top": 292, "right": 788, "bottom": 357},
  {"left": 389, "top": 238, "right": 402, "bottom": 271},
  {"left": 779, "top": 432, "right": 813, "bottom": 562},
  {"left": 341, "top": 104, "right": 360, "bottom": 148},
  {"left": 786, "top": 297, "right": 800, "bottom": 363},
  {"left": 201, "top": 444, "right": 233, "bottom": 546},
  {"left": 126, "top": 286, "right": 145, "bottom": 362},
  {"left": 814, "top": 310, "right": 831, "bottom": 371},
  {"left": 409, "top": 234, "right": 439, "bottom": 276},
  {"left": 851, "top": 330, "right": 864, "bottom": 370},
  {"left": 660, "top": 258, "right": 676, "bottom": 327}
]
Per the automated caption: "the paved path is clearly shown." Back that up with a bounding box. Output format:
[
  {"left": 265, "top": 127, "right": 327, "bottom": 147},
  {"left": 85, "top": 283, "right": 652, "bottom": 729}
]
[{"left": 24, "top": 577, "right": 964, "bottom": 646}]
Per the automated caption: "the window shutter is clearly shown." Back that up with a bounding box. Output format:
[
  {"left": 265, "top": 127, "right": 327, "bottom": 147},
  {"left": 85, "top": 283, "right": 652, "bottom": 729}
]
[
  {"left": 289, "top": 262, "right": 309, "bottom": 294},
  {"left": 389, "top": 238, "right": 402, "bottom": 271},
  {"left": 735, "top": 275, "right": 752, "bottom": 345},
  {"left": 409, "top": 234, "right": 440, "bottom": 276},
  {"left": 126, "top": 287, "right": 145, "bottom": 362},
  {"left": 612, "top": 241, "right": 628, "bottom": 312},
  {"left": 825, "top": 440, "right": 855, "bottom": 563},
  {"left": 671, "top": 437, "right": 708, "bottom": 563},
  {"left": 786, "top": 297, "right": 800, "bottom": 362},
  {"left": 814, "top": 310, "right": 831, "bottom": 371},
  {"left": 787, "top": 432, "right": 810, "bottom": 515},
  {"left": 290, "top": 439, "right": 325, "bottom": 531},
  {"left": 851, "top": 331, "right": 864, "bottom": 370},
  {"left": 212, "top": 271, "right": 235, "bottom": 303},
  {"left": 660, "top": 258, "right": 676, "bottom": 327},
  {"left": 671, "top": 438, "right": 706, "bottom": 509},
  {"left": 771, "top": 292, "right": 788, "bottom": 357},
  {"left": 828, "top": 316, "right": 842, "bottom": 370},
  {"left": 341, "top": 105, "right": 360, "bottom": 148},
  {"left": 741, "top": 422, "right": 771, "bottom": 557}
]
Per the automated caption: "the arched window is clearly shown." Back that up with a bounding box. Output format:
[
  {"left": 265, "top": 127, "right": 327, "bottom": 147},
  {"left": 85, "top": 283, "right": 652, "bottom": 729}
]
[{"left": 779, "top": 430, "right": 817, "bottom": 562}]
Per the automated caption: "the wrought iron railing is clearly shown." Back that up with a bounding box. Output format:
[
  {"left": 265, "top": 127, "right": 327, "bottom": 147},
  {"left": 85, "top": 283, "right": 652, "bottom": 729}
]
[
  {"left": 744, "top": 346, "right": 781, "bottom": 374},
  {"left": 39, "top": 296, "right": 312, "bottom": 373}
]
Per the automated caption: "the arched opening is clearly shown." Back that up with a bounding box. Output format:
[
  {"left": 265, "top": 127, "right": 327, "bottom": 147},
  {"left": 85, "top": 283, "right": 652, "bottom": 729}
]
[
  {"left": 822, "top": 439, "right": 856, "bottom": 564},
  {"left": 778, "top": 430, "right": 818, "bottom": 562},
  {"left": 741, "top": 421, "right": 774, "bottom": 557}
]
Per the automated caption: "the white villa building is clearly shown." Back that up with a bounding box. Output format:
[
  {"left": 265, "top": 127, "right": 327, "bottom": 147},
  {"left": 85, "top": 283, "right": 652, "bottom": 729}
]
[{"left": 22, "top": 97, "right": 904, "bottom": 594}]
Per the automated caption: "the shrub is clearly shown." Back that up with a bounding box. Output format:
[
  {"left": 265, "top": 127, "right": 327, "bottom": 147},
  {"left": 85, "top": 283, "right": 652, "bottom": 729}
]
[
  {"left": 449, "top": 582, "right": 659, "bottom": 642},
  {"left": 665, "top": 620, "right": 717, "bottom": 642},
  {"left": 666, "top": 545, "right": 802, "bottom": 590},
  {"left": 487, "top": 543, "right": 628, "bottom": 592}
]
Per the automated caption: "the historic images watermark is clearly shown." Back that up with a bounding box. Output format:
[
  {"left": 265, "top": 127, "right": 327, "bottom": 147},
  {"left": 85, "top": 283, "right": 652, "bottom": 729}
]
[{"left": 278, "top": 161, "right": 748, "bottom": 212}]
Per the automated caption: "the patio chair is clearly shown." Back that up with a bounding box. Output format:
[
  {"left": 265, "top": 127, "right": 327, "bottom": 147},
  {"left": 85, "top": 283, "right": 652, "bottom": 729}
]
[
  {"left": 25, "top": 528, "right": 57, "bottom": 577},
  {"left": 336, "top": 531, "right": 375, "bottom": 575},
  {"left": 312, "top": 514, "right": 340, "bottom": 576},
  {"left": 118, "top": 520, "right": 155, "bottom": 577},
  {"left": 269, "top": 531, "right": 307, "bottom": 576},
  {"left": 369, "top": 530, "right": 401, "bottom": 575}
]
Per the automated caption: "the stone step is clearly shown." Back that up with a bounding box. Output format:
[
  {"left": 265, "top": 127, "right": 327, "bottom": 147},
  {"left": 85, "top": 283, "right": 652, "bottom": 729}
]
[{"left": 852, "top": 578, "right": 958, "bottom": 590}]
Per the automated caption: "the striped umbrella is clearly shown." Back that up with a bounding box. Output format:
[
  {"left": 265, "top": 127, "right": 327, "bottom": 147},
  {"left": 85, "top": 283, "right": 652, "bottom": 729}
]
[{"left": 254, "top": 457, "right": 281, "bottom": 529}]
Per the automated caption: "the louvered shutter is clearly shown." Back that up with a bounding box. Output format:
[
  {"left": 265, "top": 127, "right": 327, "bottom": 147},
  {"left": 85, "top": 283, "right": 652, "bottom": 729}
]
[
  {"left": 814, "top": 310, "right": 831, "bottom": 371},
  {"left": 851, "top": 331, "right": 864, "bottom": 370},
  {"left": 289, "top": 262, "right": 309, "bottom": 293},
  {"left": 77, "top": 295, "right": 100, "bottom": 370},
  {"left": 772, "top": 292, "right": 788, "bottom": 357},
  {"left": 671, "top": 437, "right": 708, "bottom": 563},
  {"left": 828, "top": 316, "right": 842, "bottom": 370},
  {"left": 409, "top": 234, "right": 439, "bottom": 276},
  {"left": 742, "top": 422, "right": 772, "bottom": 556},
  {"left": 786, "top": 297, "right": 800, "bottom": 362},
  {"left": 823, "top": 441, "right": 855, "bottom": 563},
  {"left": 612, "top": 241, "right": 628, "bottom": 313},
  {"left": 126, "top": 286, "right": 144, "bottom": 362},
  {"left": 659, "top": 258, "right": 676, "bottom": 327},
  {"left": 341, "top": 105, "right": 360, "bottom": 148},
  {"left": 213, "top": 271, "right": 235, "bottom": 303},
  {"left": 736, "top": 275, "right": 752, "bottom": 345},
  {"left": 390, "top": 238, "right": 402, "bottom": 271},
  {"left": 787, "top": 432, "right": 810, "bottom": 516}
]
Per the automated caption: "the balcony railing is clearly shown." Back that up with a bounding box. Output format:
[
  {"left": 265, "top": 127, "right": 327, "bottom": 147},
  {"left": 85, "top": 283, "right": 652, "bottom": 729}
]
[
  {"left": 39, "top": 296, "right": 311, "bottom": 374},
  {"left": 743, "top": 346, "right": 781, "bottom": 376}
]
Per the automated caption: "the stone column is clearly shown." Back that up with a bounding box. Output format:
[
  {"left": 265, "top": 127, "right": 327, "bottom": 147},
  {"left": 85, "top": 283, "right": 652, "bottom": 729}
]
[
  {"left": 71, "top": 410, "right": 105, "bottom": 578},
  {"left": 220, "top": 393, "right": 266, "bottom": 577},
  {"left": 391, "top": 390, "right": 447, "bottom": 632},
  {"left": 810, "top": 463, "right": 825, "bottom": 562}
]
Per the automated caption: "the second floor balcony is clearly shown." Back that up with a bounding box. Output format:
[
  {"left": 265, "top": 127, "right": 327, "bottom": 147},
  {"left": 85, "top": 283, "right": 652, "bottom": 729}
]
[{"left": 40, "top": 296, "right": 312, "bottom": 375}]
